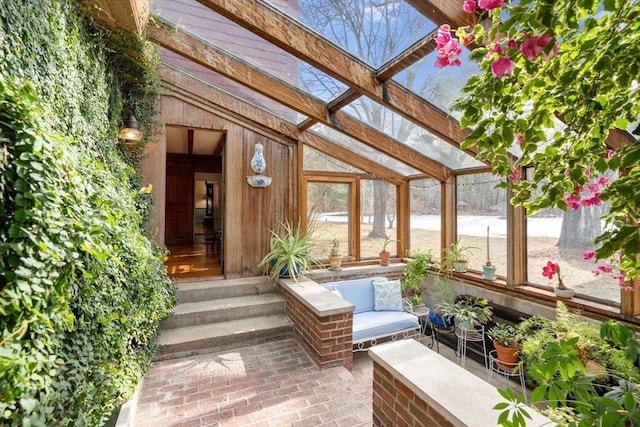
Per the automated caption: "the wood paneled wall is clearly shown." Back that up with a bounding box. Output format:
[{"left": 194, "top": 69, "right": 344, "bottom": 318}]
[{"left": 142, "top": 93, "right": 297, "bottom": 278}]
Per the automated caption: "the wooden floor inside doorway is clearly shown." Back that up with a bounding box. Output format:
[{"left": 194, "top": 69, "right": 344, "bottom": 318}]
[{"left": 164, "top": 243, "right": 222, "bottom": 279}]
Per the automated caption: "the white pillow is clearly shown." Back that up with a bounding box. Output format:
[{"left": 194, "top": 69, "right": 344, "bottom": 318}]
[{"left": 372, "top": 279, "right": 403, "bottom": 311}]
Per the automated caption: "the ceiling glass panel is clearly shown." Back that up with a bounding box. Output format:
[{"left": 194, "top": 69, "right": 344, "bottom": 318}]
[
  {"left": 161, "top": 49, "right": 306, "bottom": 124},
  {"left": 342, "top": 98, "right": 484, "bottom": 170},
  {"left": 303, "top": 146, "right": 362, "bottom": 173},
  {"left": 393, "top": 48, "right": 480, "bottom": 119},
  {"left": 309, "top": 124, "right": 421, "bottom": 176},
  {"left": 266, "top": 0, "right": 436, "bottom": 68},
  {"left": 152, "top": 0, "right": 348, "bottom": 101}
]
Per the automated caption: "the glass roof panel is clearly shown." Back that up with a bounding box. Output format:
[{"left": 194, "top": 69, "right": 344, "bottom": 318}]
[
  {"left": 303, "top": 146, "right": 362, "bottom": 173},
  {"left": 393, "top": 47, "right": 480, "bottom": 119},
  {"left": 152, "top": 0, "right": 348, "bottom": 101},
  {"left": 266, "top": 0, "right": 437, "bottom": 68},
  {"left": 342, "top": 98, "right": 485, "bottom": 170},
  {"left": 161, "top": 49, "right": 307, "bottom": 124},
  {"left": 309, "top": 124, "right": 421, "bottom": 176}
]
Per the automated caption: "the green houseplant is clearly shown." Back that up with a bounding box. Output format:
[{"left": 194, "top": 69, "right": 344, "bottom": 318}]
[
  {"left": 440, "top": 296, "right": 493, "bottom": 332},
  {"left": 379, "top": 235, "right": 397, "bottom": 266},
  {"left": 402, "top": 249, "right": 434, "bottom": 308},
  {"left": 328, "top": 238, "right": 343, "bottom": 271},
  {"left": 488, "top": 322, "right": 525, "bottom": 368},
  {"left": 258, "top": 220, "right": 323, "bottom": 282},
  {"left": 441, "top": 240, "right": 477, "bottom": 273}
]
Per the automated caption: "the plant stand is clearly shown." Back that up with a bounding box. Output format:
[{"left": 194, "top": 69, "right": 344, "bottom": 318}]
[
  {"left": 455, "top": 325, "right": 487, "bottom": 370},
  {"left": 488, "top": 350, "right": 527, "bottom": 404}
]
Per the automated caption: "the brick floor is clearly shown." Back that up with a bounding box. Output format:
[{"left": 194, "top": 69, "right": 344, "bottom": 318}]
[
  {"left": 134, "top": 338, "right": 374, "bottom": 427},
  {"left": 133, "top": 336, "right": 514, "bottom": 427}
]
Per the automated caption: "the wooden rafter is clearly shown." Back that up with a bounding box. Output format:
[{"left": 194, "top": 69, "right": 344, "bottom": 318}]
[
  {"left": 376, "top": 31, "right": 437, "bottom": 81},
  {"left": 406, "top": 0, "right": 477, "bottom": 27},
  {"left": 157, "top": 64, "right": 405, "bottom": 182},
  {"left": 193, "top": 0, "right": 475, "bottom": 156},
  {"left": 148, "top": 19, "right": 451, "bottom": 180}
]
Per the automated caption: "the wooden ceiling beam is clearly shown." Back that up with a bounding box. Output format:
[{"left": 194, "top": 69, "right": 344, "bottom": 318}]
[
  {"left": 376, "top": 31, "right": 437, "bottom": 81},
  {"left": 158, "top": 64, "right": 405, "bottom": 182},
  {"left": 194, "top": 0, "right": 475, "bottom": 156},
  {"left": 405, "top": 0, "right": 477, "bottom": 28},
  {"left": 148, "top": 20, "right": 451, "bottom": 180}
]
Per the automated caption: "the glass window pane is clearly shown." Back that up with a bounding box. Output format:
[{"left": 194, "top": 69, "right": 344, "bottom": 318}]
[
  {"left": 309, "top": 124, "right": 421, "bottom": 176},
  {"left": 307, "top": 182, "right": 351, "bottom": 260},
  {"left": 267, "top": 0, "right": 437, "bottom": 68},
  {"left": 409, "top": 179, "right": 441, "bottom": 255},
  {"left": 360, "top": 180, "right": 397, "bottom": 258},
  {"left": 153, "top": 0, "right": 348, "bottom": 100},
  {"left": 343, "top": 97, "right": 484, "bottom": 170},
  {"left": 456, "top": 173, "right": 507, "bottom": 276},
  {"left": 161, "top": 49, "right": 307, "bottom": 124},
  {"left": 303, "top": 146, "right": 362, "bottom": 173},
  {"left": 525, "top": 169, "right": 620, "bottom": 303}
]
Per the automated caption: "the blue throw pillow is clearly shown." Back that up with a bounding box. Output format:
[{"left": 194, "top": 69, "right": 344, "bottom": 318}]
[{"left": 372, "top": 279, "right": 403, "bottom": 311}]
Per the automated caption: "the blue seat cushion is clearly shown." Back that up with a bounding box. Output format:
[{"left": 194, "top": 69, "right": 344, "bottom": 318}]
[{"left": 352, "top": 311, "right": 419, "bottom": 342}]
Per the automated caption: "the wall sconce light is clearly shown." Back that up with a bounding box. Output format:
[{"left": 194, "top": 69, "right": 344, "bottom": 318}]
[
  {"left": 118, "top": 115, "right": 142, "bottom": 143},
  {"left": 246, "top": 142, "right": 272, "bottom": 187}
]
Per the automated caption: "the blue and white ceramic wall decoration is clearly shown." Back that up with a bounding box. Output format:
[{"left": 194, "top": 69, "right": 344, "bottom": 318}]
[
  {"left": 247, "top": 142, "right": 271, "bottom": 187},
  {"left": 250, "top": 143, "right": 266, "bottom": 174}
]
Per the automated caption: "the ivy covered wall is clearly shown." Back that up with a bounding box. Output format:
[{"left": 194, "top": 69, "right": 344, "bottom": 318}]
[{"left": 0, "top": 1, "right": 175, "bottom": 425}]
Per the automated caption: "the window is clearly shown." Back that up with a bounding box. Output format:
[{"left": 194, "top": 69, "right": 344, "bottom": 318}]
[
  {"left": 409, "top": 178, "right": 441, "bottom": 254},
  {"left": 360, "top": 180, "right": 397, "bottom": 258}
]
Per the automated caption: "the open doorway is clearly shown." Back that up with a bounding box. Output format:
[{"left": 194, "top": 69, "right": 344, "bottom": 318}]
[{"left": 164, "top": 126, "right": 225, "bottom": 279}]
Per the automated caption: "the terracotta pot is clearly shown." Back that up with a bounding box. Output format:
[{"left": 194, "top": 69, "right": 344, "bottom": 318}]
[
  {"left": 379, "top": 251, "right": 390, "bottom": 266},
  {"left": 328, "top": 256, "right": 342, "bottom": 270},
  {"left": 494, "top": 341, "right": 521, "bottom": 370}
]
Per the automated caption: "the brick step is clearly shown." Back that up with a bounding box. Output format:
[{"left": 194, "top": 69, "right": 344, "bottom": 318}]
[
  {"left": 155, "top": 314, "right": 293, "bottom": 361},
  {"left": 161, "top": 293, "right": 285, "bottom": 330}
]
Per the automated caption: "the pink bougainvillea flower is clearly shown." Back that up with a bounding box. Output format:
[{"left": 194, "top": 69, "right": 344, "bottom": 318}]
[
  {"left": 491, "top": 56, "right": 515, "bottom": 78},
  {"left": 463, "top": 0, "right": 476, "bottom": 13},
  {"left": 507, "top": 39, "right": 518, "bottom": 50},
  {"left": 520, "top": 34, "right": 554, "bottom": 62},
  {"left": 583, "top": 250, "right": 596, "bottom": 260},
  {"left": 435, "top": 39, "right": 462, "bottom": 68},
  {"left": 613, "top": 273, "right": 626, "bottom": 287},
  {"left": 597, "top": 264, "right": 614, "bottom": 274},
  {"left": 507, "top": 168, "right": 519, "bottom": 182},
  {"left": 542, "top": 261, "right": 559, "bottom": 279},
  {"left": 478, "top": 0, "right": 506, "bottom": 10},
  {"left": 485, "top": 43, "right": 503, "bottom": 58},
  {"left": 460, "top": 34, "right": 475, "bottom": 46},
  {"left": 564, "top": 193, "right": 581, "bottom": 210},
  {"left": 607, "top": 149, "right": 616, "bottom": 158},
  {"left": 515, "top": 135, "right": 524, "bottom": 145},
  {"left": 435, "top": 24, "right": 452, "bottom": 48}
]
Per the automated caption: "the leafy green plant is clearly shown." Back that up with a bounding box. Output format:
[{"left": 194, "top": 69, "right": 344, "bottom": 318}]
[
  {"left": 440, "top": 240, "right": 477, "bottom": 272},
  {"left": 0, "top": 2, "right": 173, "bottom": 424},
  {"left": 258, "top": 220, "right": 323, "bottom": 282},
  {"left": 402, "top": 249, "right": 434, "bottom": 306},
  {"left": 380, "top": 235, "right": 397, "bottom": 253},
  {"left": 488, "top": 322, "right": 524, "bottom": 348},
  {"left": 439, "top": 296, "right": 493, "bottom": 330}
]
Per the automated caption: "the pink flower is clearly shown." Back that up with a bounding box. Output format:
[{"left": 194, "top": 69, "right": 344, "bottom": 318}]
[
  {"left": 491, "top": 56, "right": 515, "bottom": 78},
  {"left": 613, "top": 273, "right": 626, "bottom": 287},
  {"left": 607, "top": 149, "right": 616, "bottom": 158},
  {"left": 564, "top": 193, "right": 581, "bottom": 210},
  {"left": 515, "top": 135, "right": 524, "bottom": 145},
  {"left": 583, "top": 250, "right": 595, "bottom": 260},
  {"left": 460, "top": 34, "right": 475, "bottom": 46},
  {"left": 435, "top": 25, "right": 452, "bottom": 49},
  {"left": 507, "top": 39, "right": 518, "bottom": 50},
  {"left": 542, "top": 261, "right": 559, "bottom": 280},
  {"left": 507, "top": 168, "right": 520, "bottom": 182},
  {"left": 463, "top": 0, "right": 476, "bottom": 13},
  {"left": 435, "top": 39, "right": 462, "bottom": 68},
  {"left": 478, "top": 0, "right": 506, "bottom": 10},
  {"left": 486, "top": 44, "right": 503, "bottom": 58},
  {"left": 597, "top": 263, "right": 614, "bottom": 274},
  {"left": 520, "top": 34, "right": 554, "bottom": 62}
]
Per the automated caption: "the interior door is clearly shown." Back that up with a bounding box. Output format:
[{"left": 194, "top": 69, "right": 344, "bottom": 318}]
[{"left": 165, "top": 162, "right": 194, "bottom": 246}]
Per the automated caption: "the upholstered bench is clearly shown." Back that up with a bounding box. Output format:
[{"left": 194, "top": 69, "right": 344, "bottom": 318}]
[{"left": 322, "top": 276, "right": 420, "bottom": 351}]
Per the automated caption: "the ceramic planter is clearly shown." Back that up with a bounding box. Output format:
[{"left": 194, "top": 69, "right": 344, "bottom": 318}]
[
  {"left": 554, "top": 287, "right": 575, "bottom": 298},
  {"left": 482, "top": 264, "right": 497, "bottom": 281}
]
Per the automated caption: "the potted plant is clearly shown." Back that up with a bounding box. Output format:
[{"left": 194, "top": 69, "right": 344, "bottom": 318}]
[
  {"left": 542, "top": 261, "right": 575, "bottom": 298},
  {"left": 401, "top": 249, "right": 434, "bottom": 309},
  {"left": 440, "top": 296, "right": 493, "bottom": 334},
  {"left": 379, "top": 235, "right": 397, "bottom": 266},
  {"left": 258, "top": 220, "right": 323, "bottom": 282},
  {"left": 488, "top": 322, "right": 524, "bottom": 369},
  {"left": 482, "top": 226, "right": 497, "bottom": 280},
  {"left": 442, "top": 239, "right": 477, "bottom": 273},
  {"left": 328, "top": 238, "right": 343, "bottom": 271}
]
